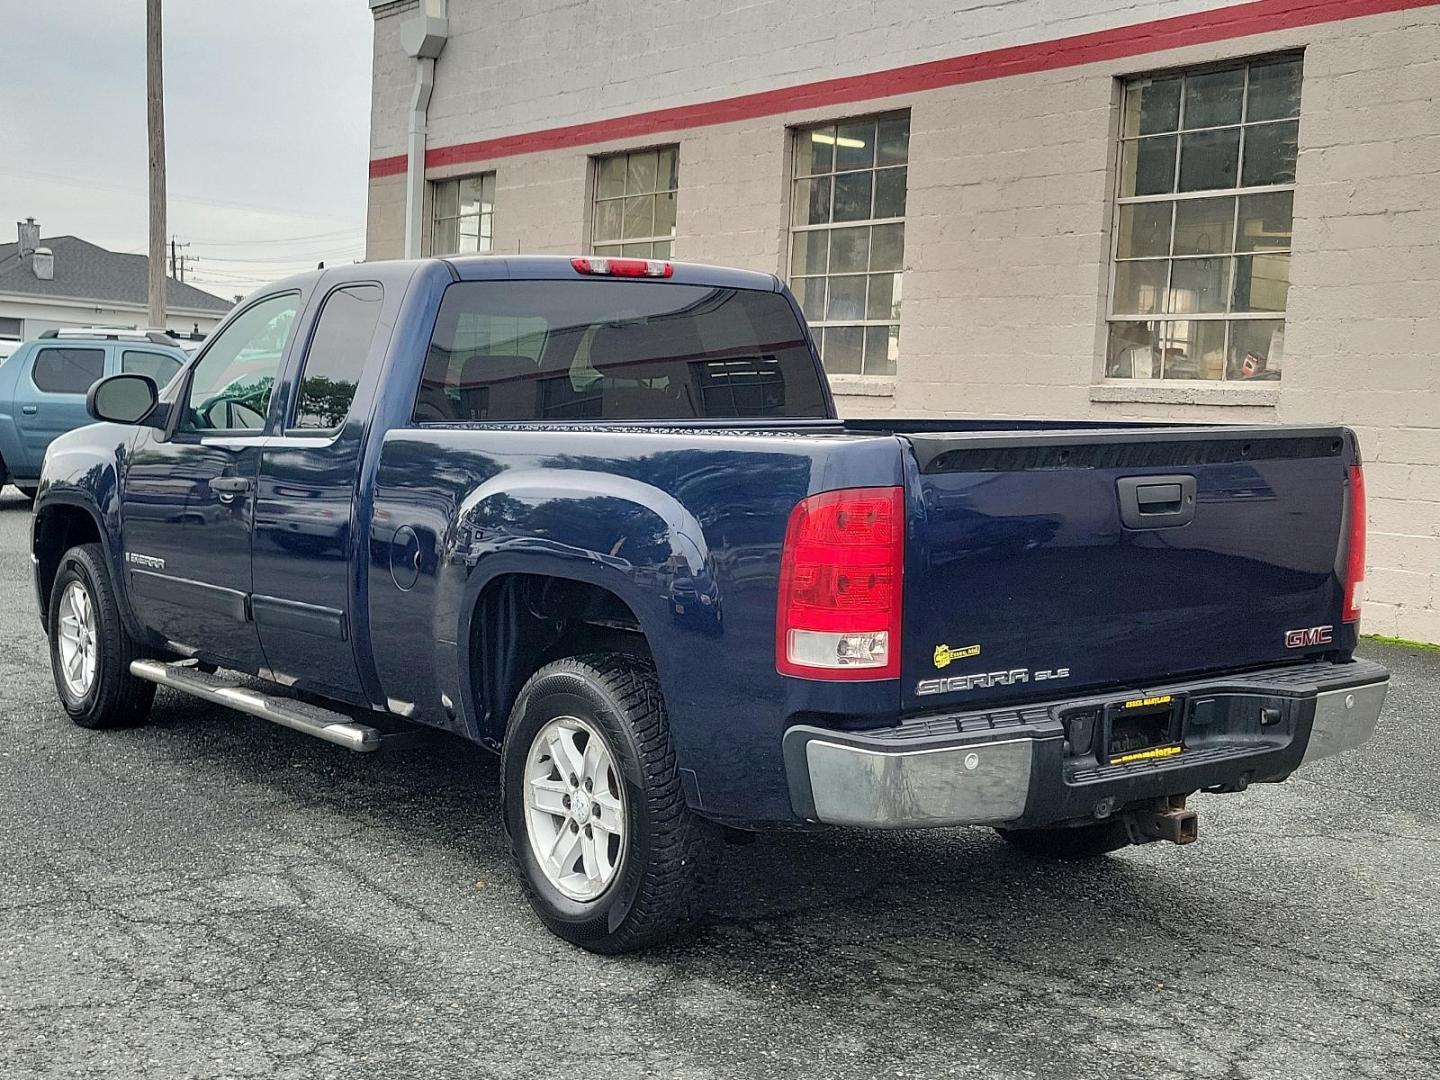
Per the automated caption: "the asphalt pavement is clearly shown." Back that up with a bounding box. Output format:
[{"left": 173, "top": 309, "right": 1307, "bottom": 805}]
[{"left": 1, "top": 483, "right": 1437, "bottom": 1079}]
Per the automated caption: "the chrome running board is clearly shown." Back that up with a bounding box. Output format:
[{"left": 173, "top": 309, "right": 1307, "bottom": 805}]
[{"left": 130, "top": 659, "right": 387, "bottom": 752}]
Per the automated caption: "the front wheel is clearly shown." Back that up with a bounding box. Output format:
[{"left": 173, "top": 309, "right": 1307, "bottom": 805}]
[
  {"left": 501, "top": 653, "right": 717, "bottom": 953},
  {"left": 48, "top": 544, "right": 155, "bottom": 729}
]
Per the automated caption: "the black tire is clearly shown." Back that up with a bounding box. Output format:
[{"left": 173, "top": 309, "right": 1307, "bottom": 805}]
[
  {"left": 48, "top": 544, "right": 155, "bottom": 729},
  {"left": 997, "top": 820, "right": 1133, "bottom": 860},
  {"left": 17, "top": 486, "right": 38, "bottom": 502},
  {"left": 501, "top": 653, "right": 717, "bottom": 953}
]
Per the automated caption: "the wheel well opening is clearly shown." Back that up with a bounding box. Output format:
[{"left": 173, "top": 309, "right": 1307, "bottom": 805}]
[
  {"left": 33, "top": 506, "right": 103, "bottom": 624},
  {"left": 470, "top": 574, "right": 650, "bottom": 744}
]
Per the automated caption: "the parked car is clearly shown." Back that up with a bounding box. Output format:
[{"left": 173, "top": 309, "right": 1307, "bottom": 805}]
[
  {"left": 31, "top": 255, "right": 1387, "bottom": 952},
  {"left": 0, "top": 328, "right": 188, "bottom": 497}
]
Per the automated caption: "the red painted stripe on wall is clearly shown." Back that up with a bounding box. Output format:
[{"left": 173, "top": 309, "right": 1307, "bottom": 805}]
[{"left": 369, "top": 0, "right": 1430, "bottom": 178}]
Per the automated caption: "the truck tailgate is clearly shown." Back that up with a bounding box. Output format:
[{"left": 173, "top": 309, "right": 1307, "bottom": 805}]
[{"left": 899, "top": 427, "right": 1351, "bottom": 712}]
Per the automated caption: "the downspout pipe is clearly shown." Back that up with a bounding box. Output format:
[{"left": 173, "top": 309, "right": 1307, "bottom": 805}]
[{"left": 399, "top": 4, "right": 449, "bottom": 259}]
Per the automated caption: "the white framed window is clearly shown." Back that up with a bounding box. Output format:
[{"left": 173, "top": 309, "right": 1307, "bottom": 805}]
[
  {"left": 1107, "top": 55, "right": 1301, "bottom": 382},
  {"left": 591, "top": 147, "right": 678, "bottom": 258},
  {"left": 431, "top": 173, "right": 495, "bottom": 256},
  {"left": 788, "top": 113, "right": 909, "bottom": 377}
]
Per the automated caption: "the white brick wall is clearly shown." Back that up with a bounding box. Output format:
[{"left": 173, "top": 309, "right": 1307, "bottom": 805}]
[{"left": 367, "top": 1, "right": 1440, "bottom": 643}]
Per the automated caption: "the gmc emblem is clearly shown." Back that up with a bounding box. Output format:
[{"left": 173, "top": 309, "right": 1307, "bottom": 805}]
[{"left": 1285, "top": 625, "right": 1334, "bottom": 648}]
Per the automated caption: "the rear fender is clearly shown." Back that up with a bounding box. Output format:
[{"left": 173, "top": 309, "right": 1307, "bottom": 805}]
[{"left": 446, "top": 469, "right": 716, "bottom": 740}]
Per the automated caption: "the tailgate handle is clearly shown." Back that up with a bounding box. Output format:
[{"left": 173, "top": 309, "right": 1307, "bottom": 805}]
[{"left": 1118, "top": 475, "right": 1196, "bottom": 529}]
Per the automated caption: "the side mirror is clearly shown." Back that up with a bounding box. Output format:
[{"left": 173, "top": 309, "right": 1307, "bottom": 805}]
[{"left": 87, "top": 373, "right": 160, "bottom": 426}]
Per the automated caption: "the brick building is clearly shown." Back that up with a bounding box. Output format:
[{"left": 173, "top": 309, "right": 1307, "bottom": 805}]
[{"left": 365, "top": 0, "right": 1440, "bottom": 644}]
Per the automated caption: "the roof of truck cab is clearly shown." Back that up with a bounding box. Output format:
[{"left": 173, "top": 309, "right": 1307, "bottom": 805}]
[{"left": 444, "top": 255, "right": 781, "bottom": 292}]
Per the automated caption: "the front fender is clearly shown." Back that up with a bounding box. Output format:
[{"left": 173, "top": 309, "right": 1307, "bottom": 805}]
[{"left": 32, "top": 426, "right": 144, "bottom": 639}]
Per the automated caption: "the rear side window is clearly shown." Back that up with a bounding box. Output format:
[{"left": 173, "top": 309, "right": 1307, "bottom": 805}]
[
  {"left": 32, "top": 347, "right": 105, "bottom": 394},
  {"left": 292, "top": 284, "right": 384, "bottom": 430},
  {"left": 415, "top": 280, "right": 828, "bottom": 422},
  {"left": 122, "top": 349, "right": 183, "bottom": 387}
]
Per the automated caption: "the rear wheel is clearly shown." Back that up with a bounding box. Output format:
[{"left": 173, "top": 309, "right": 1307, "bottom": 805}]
[
  {"left": 48, "top": 544, "right": 155, "bottom": 729},
  {"left": 997, "top": 820, "right": 1132, "bottom": 860},
  {"left": 501, "top": 653, "right": 717, "bottom": 953}
]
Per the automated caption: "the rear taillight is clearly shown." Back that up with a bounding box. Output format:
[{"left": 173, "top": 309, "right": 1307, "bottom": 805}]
[
  {"left": 776, "top": 486, "right": 904, "bottom": 680},
  {"left": 570, "top": 256, "right": 673, "bottom": 278},
  {"left": 1343, "top": 463, "right": 1366, "bottom": 623}
]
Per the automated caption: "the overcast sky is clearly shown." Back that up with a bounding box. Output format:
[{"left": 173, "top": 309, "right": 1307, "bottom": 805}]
[{"left": 0, "top": 0, "right": 374, "bottom": 302}]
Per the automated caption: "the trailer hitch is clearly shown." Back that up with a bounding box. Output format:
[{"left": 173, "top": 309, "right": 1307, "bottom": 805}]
[{"left": 1123, "top": 794, "right": 1198, "bottom": 846}]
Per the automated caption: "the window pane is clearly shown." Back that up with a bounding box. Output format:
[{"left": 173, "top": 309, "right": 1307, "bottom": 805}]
[
  {"left": 835, "top": 120, "right": 876, "bottom": 171},
  {"left": 1178, "top": 128, "right": 1240, "bottom": 191},
  {"left": 1107, "top": 321, "right": 1161, "bottom": 378},
  {"left": 1228, "top": 319, "right": 1285, "bottom": 379},
  {"left": 623, "top": 195, "right": 655, "bottom": 240},
  {"left": 653, "top": 240, "right": 672, "bottom": 260},
  {"left": 1113, "top": 259, "right": 1168, "bottom": 315},
  {"left": 593, "top": 200, "right": 623, "bottom": 243},
  {"left": 829, "top": 226, "right": 869, "bottom": 274},
  {"left": 432, "top": 217, "right": 459, "bottom": 256},
  {"left": 1241, "top": 120, "right": 1298, "bottom": 186},
  {"left": 874, "top": 166, "right": 907, "bottom": 219},
  {"left": 620, "top": 242, "right": 653, "bottom": 257},
  {"left": 1183, "top": 67, "right": 1244, "bottom": 128},
  {"left": 183, "top": 293, "right": 298, "bottom": 432},
  {"left": 869, "top": 222, "right": 904, "bottom": 271},
  {"left": 792, "top": 276, "right": 826, "bottom": 322},
  {"left": 596, "top": 156, "right": 627, "bottom": 199},
  {"left": 1116, "top": 202, "right": 1172, "bottom": 259},
  {"left": 32, "top": 347, "right": 105, "bottom": 394},
  {"left": 824, "top": 326, "right": 864, "bottom": 374},
  {"left": 1161, "top": 319, "right": 1227, "bottom": 380},
  {"left": 481, "top": 173, "right": 496, "bottom": 210},
  {"left": 458, "top": 175, "right": 484, "bottom": 217},
  {"left": 293, "top": 284, "right": 383, "bottom": 430},
  {"left": 457, "top": 231, "right": 481, "bottom": 254},
  {"left": 657, "top": 146, "right": 679, "bottom": 192},
  {"left": 626, "top": 149, "right": 658, "bottom": 194},
  {"left": 654, "top": 191, "right": 677, "bottom": 238},
  {"left": 433, "top": 179, "right": 458, "bottom": 218},
  {"left": 1173, "top": 196, "right": 1236, "bottom": 255},
  {"left": 866, "top": 273, "right": 900, "bottom": 320},
  {"left": 1168, "top": 257, "right": 1231, "bottom": 314},
  {"left": 876, "top": 116, "right": 910, "bottom": 166},
  {"left": 1237, "top": 191, "right": 1293, "bottom": 251},
  {"left": 864, "top": 325, "right": 897, "bottom": 375},
  {"left": 794, "top": 176, "right": 831, "bottom": 225},
  {"left": 122, "top": 350, "right": 182, "bottom": 387},
  {"left": 832, "top": 171, "right": 873, "bottom": 222},
  {"left": 1123, "top": 76, "right": 1182, "bottom": 137},
  {"left": 1232, "top": 253, "right": 1291, "bottom": 313},
  {"left": 825, "top": 275, "right": 867, "bottom": 320},
  {"left": 792, "top": 230, "right": 828, "bottom": 276},
  {"left": 1247, "top": 58, "right": 1302, "bottom": 122},
  {"left": 1120, "top": 136, "right": 1177, "bottom": 197},
  {"left": 802, "top": 127, "right": 835, "bottom": 175}
]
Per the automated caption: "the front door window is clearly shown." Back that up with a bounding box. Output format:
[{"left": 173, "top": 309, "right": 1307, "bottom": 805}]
[{"left": 183, "top": 294, "right": 299, "bottom": 433}]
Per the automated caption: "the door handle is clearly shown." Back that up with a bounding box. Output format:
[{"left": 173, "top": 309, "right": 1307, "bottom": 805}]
[
  {"left": 210, "top": 476, "right": 254, "bottom": 502},
  {"left": 1117, "top": 475, "right": 1196, "bottom": 530},
  {"left": 21, "top": 405, "right": 37, "bottom": 415}
]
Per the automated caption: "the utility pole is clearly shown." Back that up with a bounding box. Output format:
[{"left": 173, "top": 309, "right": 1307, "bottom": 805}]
[{"left": 146, "top": 0, "right": 167, "bottom": 330}]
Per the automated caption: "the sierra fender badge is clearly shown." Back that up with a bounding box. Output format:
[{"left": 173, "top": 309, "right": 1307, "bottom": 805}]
[
  {"left": 933, "top": 643, "right": 981, "bottom": 669},
  {"left": 125, "top": 552, "right": 166, "bottom": 571},
  {"left": 1285, "top": 625, "right": 1333, "bottom": 648}
]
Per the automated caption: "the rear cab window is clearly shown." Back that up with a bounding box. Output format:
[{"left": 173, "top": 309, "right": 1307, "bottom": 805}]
[
  {"left": 31, "top": 347, "right": 106, "bottom": 395},
  {"left": 414, "top": 280, "right": 828, "bottom": 422}
]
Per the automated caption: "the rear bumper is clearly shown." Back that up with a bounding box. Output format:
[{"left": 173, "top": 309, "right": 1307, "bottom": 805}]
[{"left": 783, "top": 659, "right": 1388, "bottom": 830}]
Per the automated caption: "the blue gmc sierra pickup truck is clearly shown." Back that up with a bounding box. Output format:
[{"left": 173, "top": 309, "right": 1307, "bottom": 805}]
[{"left": 32, "top": 254, "right": 1387, "bottom": 952}]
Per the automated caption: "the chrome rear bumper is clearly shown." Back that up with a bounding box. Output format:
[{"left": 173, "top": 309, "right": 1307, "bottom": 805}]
[{"left": 784, "top": 661, "right": 1389, "bottom": 830}]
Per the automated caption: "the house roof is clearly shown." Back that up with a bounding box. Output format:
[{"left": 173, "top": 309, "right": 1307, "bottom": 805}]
[{"left": 0, "top": 234, "right": 232, "bottom": 313}]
